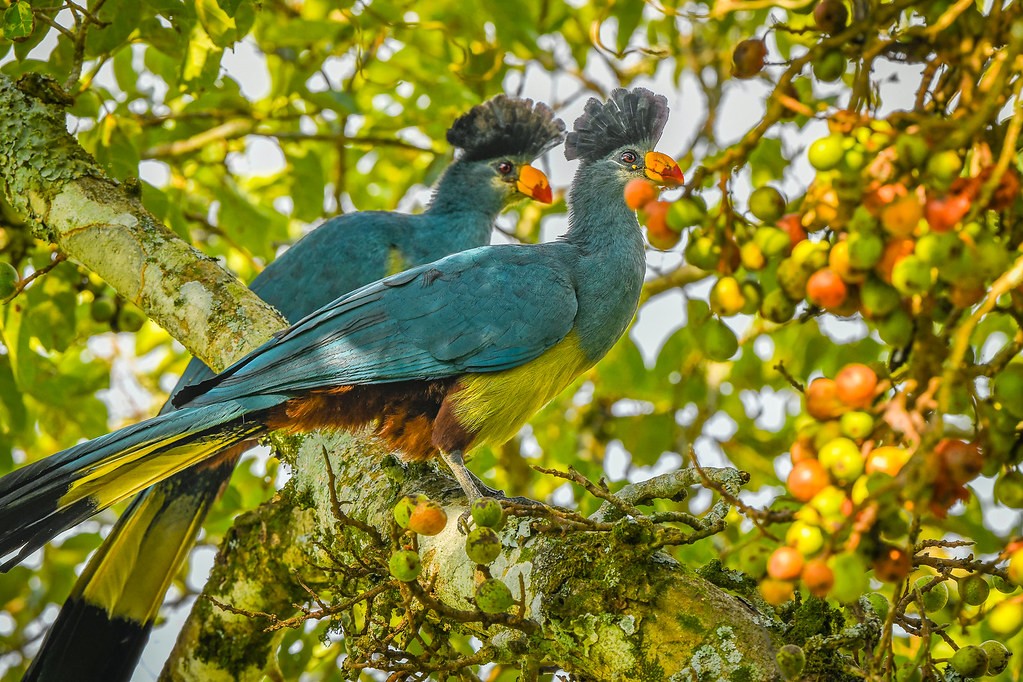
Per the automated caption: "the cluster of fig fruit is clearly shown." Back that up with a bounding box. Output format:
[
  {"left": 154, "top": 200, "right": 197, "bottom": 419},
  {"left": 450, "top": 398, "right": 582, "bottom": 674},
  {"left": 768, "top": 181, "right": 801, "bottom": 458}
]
[
  {"left": 624, "top": 90, "right": 1023, "bottom": 624},
  {"left": 674, "top": 117, "right": 1021, "bottom": 347},
  {"left": 631, "top": 2, "right": 1023, "bottom": 381},
  {"left": 390, "top": 495, "right": 515, "bottom": 614},
  {"left": 754, "top": 361, "right": 1023, "bottom": 650},
  {"left": 89, "top": 294, "right": 147, "bottom": 333},
  {"left": 944, "top": 640, "right": 1013, "bottom": 679},
  {"left": 464, "top": 497, "right": 516, "bottom": 614},
  {"left": 778, "top": 637, "right": 1013, "bottom": 681},
  {"left": 759, "top": 363, "right": 911, "bottom": 606},
  {"left": 390, "top": 494, "right": 449, "bottom": 582}
]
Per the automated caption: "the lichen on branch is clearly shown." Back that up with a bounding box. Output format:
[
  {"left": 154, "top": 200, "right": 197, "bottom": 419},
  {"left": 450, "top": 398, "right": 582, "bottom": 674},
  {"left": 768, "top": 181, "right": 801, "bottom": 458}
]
[
  {"left": 165, "top": 431, "right": 784, "bottom": 680},
  {"left": 0, "top": 73, "right": 286, "bottom": 371}
]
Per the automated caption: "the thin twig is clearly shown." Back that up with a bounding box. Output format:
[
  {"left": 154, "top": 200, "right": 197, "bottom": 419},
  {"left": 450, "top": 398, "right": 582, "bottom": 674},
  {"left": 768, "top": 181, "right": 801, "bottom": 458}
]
[
  {"left": 321, "top": 446, "right": 383, "bottom": 540},
  {"left": 1, "top": 253, "right": 67, "bottom": 304}
]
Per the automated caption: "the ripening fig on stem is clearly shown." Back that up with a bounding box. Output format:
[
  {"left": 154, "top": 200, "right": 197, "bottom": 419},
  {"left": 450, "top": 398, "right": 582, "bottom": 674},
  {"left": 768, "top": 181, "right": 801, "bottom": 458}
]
[
  {"left": 732, "top": 38, "right": 767, "bottom": 78},
  {"left": 806, "top": 377, "right": 847, "bottom": 420},
  {"left": 834, "top": 363, "right": 878, "bottom": 408}
]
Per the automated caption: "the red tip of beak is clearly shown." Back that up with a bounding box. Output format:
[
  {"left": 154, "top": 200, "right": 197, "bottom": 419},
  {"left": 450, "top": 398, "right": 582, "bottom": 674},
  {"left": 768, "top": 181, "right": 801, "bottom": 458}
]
[
  {"left": 517, "top": 165, "right": 554, "bottom": 204},
  {"left": 644, "top": 151, "right": 684, "bottom": 187},
  {"left": 663, "top": 165, "right": 684, "bottom": 185},
  {"left": 534, "top": 183, "right": 553, "bottom": 204}
]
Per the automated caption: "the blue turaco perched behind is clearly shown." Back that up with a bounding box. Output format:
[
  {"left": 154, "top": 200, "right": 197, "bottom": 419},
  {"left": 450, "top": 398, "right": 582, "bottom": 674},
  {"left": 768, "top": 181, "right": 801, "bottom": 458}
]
[
  {"left": 20, "top": 95, "right": 565, "bottom": 682},
  {"left": 0, "top": 86, "right": 681, "bottom": 670}
]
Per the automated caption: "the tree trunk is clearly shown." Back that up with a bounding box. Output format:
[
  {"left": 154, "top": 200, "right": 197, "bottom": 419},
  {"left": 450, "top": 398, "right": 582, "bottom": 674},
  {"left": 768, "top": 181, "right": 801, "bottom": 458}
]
[{"left": 0, "top": 74, "right": 286, "bottom": 372}]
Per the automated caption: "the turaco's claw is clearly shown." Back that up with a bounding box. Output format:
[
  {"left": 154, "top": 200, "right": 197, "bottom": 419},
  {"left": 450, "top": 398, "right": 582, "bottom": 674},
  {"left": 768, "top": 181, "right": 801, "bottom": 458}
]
[
  {"left": 644, "top": 151, "right": 684, "bottom": 186},
  {"left": 463, "top": 470, "right": 543, "bottom": 509},
  {"left": 516, "top": 164, "right": 554, "bottom": 204},
  {"left": 456, "top": 492, "right": 543, "bottom": 534},
  {"left": 450, "top": 466, "right": 544, "bottom": 533}
]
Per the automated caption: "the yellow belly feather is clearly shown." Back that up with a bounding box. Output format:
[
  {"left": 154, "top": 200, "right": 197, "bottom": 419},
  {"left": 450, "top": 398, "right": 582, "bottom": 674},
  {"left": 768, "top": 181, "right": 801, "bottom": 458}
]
[{"left": 450, "top": 332, "right": 591, "bottom": 448}]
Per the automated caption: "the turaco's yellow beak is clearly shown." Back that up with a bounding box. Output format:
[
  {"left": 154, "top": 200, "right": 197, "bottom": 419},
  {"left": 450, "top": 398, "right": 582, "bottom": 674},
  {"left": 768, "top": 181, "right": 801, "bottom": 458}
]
[
  {"left": 516, "top": 164, "right": 553, "bottom": 204},
  {"left": 644, "top": 151, "right": 684, "bottom": 186}
]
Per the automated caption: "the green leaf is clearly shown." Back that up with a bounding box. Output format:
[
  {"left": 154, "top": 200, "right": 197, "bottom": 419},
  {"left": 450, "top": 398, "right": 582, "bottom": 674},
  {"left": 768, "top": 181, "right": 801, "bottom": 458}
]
[
  {"left": 0, "top": 566, "right": 34, "bottom": 604},
  {"left": 144, "top": 0, "right": 188, "bottom": 13},
  {"left": 195, "top": 0, "right": 239, "bottom": 47},
  {"left": 141, "top": 181, "right": 170, "bottom": 222},
  {"left": 2, "top": 3, "right": 34, "bottom": 41},
  {"left": 216, "top": 181, "right": 290, "bottom": 261},
  {"left": 90, "top": 116, "right": 142, "bottom": 180},
  {"left": 24, "top": 295, "right": 75, "bottom": 353},
  {"left": 613, "top": 412, "right": 677, "bottom": 466},
  {"left": 616, "top": 2, "right": 644, "bottom": 54},
  {"left": 138, "top": 17, "right": 187, "bottom": 57},
  {"left": 749, "top": 136, "right": 786, "bottom": 188},
  {"left": 181, "top": 22, "right": 222, "bottom": 88},
  {"left": 11, "top": 6, "right": 51, "bottom": 60},
  {"left": 286, "top": 147, "right": 327, "bottom": 222},
  {"left": 0, "top": 354, "right": 27, "bottom": 439},
  {"left": 112, "top": 44, "right": 138, "bottom": 94},
  {"left": 232, "top": 0, "right": 255, "bottom": 38},
  {"left": 594, "top": 336, "right": 654, "bottom": 398},
  {"left": 143, "top": 38, "right": 182, "bottom": 88},
  {"left": 85, "top": 0, "right": 142, "bottom": 57}
]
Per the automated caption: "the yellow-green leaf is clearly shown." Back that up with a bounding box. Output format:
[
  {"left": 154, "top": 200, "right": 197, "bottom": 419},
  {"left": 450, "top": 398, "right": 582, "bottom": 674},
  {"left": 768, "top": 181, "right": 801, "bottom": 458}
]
[
  {"left": 196, "top": 0, "right": 238, "bottom": 47},
  {"left": 2, "top": 2, "right": 34, "bottom": 41}
]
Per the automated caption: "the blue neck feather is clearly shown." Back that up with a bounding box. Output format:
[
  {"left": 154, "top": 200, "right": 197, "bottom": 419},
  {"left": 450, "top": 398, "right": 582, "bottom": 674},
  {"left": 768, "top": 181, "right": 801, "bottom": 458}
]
[{"left": 562, "top": 159, "right": 646, "bottom": 362}]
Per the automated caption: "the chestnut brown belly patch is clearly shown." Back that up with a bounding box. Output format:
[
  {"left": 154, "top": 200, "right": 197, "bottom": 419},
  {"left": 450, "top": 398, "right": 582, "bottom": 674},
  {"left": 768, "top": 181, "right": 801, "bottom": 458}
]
[{"left": 264, "top": 378, "right": 470, "bottom": 462}]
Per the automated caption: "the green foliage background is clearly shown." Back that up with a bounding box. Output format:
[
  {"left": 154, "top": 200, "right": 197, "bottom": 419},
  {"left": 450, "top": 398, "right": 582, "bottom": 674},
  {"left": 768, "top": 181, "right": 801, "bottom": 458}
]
[{"left": 0, "top": 0, "right": 1021, "bottom": 679}]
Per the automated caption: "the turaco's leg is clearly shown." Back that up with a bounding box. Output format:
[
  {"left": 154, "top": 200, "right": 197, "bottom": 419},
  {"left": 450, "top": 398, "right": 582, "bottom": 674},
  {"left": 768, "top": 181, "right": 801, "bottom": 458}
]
[
  {"left": 439, "top": 449, "right": 488, "bottom": 502},
  {"left": 439, "top": 449, "right": 491, "bottom": 533},
  {"left": 439, "top": 449, "right": 542, "bottom": 510},
  {"left": 437, "top": 449, "right": 540, "bottom": 505},
  {"left": 434, "top": 397, "right": 512, "bottom": 502}
]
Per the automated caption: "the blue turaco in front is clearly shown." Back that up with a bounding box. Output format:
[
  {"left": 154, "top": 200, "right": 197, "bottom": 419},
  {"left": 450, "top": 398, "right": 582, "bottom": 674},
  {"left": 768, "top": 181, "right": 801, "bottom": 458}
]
[
  {"left": 0, "top": 87, "right": 681, "bottom": 623},
  {"left": 21, "top": 95, "right": 564, "bottom": 682}
]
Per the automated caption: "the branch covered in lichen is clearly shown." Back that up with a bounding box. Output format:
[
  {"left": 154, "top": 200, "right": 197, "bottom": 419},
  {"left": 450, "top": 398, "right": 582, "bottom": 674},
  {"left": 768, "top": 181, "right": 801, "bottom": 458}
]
[
  {"left": 0, "top": 73, "right": 286, "bottom": 372},
  {"left": 167, "top": 433, "right": 783, "bottom": 680}
]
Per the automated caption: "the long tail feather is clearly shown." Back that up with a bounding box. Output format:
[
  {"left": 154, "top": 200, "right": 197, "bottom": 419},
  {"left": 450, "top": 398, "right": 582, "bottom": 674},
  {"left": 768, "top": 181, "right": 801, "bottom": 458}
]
[
  {"left": 20, "top": 599, "right": 144, "bottom": 681},
  {"left": 23, "top": 448, "right": 243, "bottom": 682},
  {"left": 0, "top": 399, "right": 277, "bottom": 571}
]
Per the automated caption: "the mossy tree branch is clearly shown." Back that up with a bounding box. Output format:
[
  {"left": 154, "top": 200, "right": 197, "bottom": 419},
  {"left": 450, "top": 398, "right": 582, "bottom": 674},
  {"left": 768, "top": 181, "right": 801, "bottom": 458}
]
[
  {"left": 164, "top": 432, "right": 783, "bottom": 680},
  {"left": 0, "top": 74, "right": 286, "bottom": 372}
]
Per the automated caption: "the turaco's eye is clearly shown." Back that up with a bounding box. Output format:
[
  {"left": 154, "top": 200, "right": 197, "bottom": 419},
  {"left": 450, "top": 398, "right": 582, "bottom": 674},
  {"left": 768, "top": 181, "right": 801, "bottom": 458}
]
[
  {"left": 620, "top": 150, "right": 638, "bottom": 165},
  {"left": 497, "top": 161, "right": 513, "bottom": 175}
]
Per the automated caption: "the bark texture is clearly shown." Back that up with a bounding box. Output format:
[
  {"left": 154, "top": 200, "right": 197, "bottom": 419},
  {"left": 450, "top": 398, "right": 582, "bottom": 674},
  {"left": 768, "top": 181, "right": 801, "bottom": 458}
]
[
  {"left": 164, "top": 432, "right": 783, "bottom": 681},
  {"left": 0, "top": 74, "right": 286, "bottom": 372}
]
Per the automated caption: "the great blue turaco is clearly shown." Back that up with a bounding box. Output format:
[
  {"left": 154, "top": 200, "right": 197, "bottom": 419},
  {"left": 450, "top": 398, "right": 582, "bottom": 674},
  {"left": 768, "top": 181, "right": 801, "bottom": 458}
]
[
  {"left": 0, "top": 87, "right": 682, "bottom": 667},
  {"left": 17, "top": 95, "right": 565, "bottom": 682}
]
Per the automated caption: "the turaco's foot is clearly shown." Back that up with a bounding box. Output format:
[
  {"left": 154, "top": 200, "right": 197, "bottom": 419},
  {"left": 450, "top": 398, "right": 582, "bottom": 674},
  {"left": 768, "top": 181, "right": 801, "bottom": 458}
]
[
  {"left": 439, "top": 449, "right": 543, "bottom": 531},
  {"left": 464, "top": 470, "right": 541, "bottom": 507},
  {"left": 457, "top": 508, "right": 474, "bottom": 534}
]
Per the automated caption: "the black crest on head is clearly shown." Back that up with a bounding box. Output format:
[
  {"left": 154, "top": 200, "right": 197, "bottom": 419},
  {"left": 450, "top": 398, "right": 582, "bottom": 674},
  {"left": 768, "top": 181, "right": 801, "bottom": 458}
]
[
  {"left": 564, "top": 88, "right": 669, "bottom": 163},
  {"left": 446, "top": 95, "right": 566, "bottom": 163}
]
